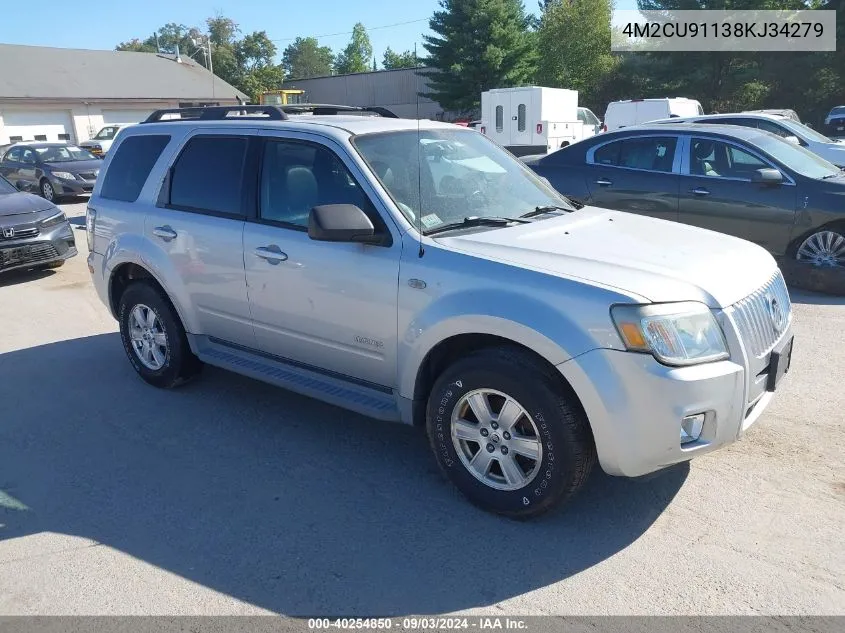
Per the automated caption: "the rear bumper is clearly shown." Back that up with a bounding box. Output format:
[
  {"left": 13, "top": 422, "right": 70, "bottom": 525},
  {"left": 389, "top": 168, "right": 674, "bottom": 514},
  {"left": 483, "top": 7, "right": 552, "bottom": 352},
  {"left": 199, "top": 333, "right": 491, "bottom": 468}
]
[{"left": 0, "top": 221, "right": 77, "bottom": 273}]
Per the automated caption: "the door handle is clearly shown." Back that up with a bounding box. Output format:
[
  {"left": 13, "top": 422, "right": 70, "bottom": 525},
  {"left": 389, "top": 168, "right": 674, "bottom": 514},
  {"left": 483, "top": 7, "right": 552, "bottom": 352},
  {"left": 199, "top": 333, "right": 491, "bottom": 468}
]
[
  {"left": 691, "top": 188, "right": 710, "bottom": 196},
  {"left": 153, "top": 226, "right": 177, "bottom": 241},
  {"left": 254, "top": 245, "right": 288, "bottom": 264},
  {"left": 595, "top": 179, "right": 612, "bottom": 186}
]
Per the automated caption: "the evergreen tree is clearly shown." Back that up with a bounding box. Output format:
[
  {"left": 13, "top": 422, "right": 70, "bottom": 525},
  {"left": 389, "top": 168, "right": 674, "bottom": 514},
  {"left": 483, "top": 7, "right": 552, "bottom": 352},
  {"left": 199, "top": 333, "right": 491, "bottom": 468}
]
[{"left": 282, "top": 37, "right": 335, "bottom": 79}]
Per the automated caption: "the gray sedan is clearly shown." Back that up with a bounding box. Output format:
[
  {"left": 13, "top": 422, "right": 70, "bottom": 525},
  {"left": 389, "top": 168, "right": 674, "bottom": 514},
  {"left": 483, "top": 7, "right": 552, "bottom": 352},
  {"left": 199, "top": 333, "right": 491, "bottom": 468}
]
[
  {"left": 529, "top": 123, "right": 845, "bottom": 268},
  {"left": 0, "top": 143, "right": 101, "bottom": 202}
]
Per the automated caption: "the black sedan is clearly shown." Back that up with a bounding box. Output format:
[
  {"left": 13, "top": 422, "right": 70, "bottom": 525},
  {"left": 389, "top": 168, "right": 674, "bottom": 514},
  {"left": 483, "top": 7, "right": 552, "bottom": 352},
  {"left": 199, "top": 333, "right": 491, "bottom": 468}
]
[
  {"left": 529, "top": 123, "right": 845, "bottom": 268},
  {"left": 0, "top": 143, "right": 101, "bottom": 202}
]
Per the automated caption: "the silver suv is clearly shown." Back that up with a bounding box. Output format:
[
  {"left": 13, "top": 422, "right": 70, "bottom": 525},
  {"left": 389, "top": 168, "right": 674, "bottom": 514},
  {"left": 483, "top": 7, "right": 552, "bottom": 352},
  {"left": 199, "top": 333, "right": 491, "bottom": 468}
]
[{"left": 86, "top": 105, "right": 794, "bottom": 518}]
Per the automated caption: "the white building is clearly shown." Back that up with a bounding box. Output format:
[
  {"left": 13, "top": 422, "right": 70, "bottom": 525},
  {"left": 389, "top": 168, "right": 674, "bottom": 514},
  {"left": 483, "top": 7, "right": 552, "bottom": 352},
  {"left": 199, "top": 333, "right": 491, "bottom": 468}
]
[{"left": 0, "top": 43, "right": 246, "bottom": 145}]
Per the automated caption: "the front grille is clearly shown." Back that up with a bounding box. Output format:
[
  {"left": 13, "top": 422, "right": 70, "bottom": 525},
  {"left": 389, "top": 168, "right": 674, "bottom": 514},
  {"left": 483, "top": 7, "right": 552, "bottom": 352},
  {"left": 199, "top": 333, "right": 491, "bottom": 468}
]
[
  {"left": 0, "top": 226, "right": 39, "bottom": 240},
  {"left": 731, "top": 270, "right": 792, "bottom": 358},
  {"left": 0, "top": 243, "right": 58, "bottom": 268}
]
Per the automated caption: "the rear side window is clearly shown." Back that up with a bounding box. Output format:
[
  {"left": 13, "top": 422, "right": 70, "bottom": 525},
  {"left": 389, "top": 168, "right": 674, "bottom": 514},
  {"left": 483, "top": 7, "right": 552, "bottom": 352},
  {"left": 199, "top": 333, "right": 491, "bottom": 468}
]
[
  {"left": 101, "top": 135, "right": 170, "bottom": 202},
  {"left": 592, "top": 137, "right": 677, "bottom": 172},
  {"left": 495, "top": 106, "right": 504, "bottom": 132},
  {"left": 169, "top": 136, "right": 248, "bottom": 216},
  {"left": 593, "top": 140, "right": 621, "bottom": 165}
]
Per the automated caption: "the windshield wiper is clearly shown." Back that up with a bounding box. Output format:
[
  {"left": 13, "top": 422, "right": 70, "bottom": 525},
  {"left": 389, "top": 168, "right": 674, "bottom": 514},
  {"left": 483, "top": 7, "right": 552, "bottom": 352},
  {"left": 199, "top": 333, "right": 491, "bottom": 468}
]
[
  {"left": 426, "top": 216, "right": 530, "bottom": 235},
  {"left": 821, "top": 172, "right": 841, "bottom": 179},
  {"left": 520, "top": 203, "right": 577, "bottom": 219}
]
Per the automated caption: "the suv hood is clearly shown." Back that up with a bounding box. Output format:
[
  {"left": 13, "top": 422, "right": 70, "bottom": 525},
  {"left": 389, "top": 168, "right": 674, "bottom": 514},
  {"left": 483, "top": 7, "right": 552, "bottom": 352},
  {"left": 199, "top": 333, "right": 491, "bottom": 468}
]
[
  {"left": 436, "top": 207, "right": 777, "bottom": 308},
  {"left": 0, "top": 191, "right": 56, "bottom": 217}
]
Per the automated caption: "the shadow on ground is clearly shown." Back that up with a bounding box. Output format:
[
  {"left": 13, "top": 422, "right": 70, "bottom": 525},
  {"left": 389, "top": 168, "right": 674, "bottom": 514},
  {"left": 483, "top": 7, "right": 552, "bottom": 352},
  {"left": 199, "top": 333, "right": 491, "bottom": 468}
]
[
  {"left": 0, "top": 334, "right": 688, "bottom": 615},
  {"left": 0, "top": 267, "right": 55, "bottom": 288}
]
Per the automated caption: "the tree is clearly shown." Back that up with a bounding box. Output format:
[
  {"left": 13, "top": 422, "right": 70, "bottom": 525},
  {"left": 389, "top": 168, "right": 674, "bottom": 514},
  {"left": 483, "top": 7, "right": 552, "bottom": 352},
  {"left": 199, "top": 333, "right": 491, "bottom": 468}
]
[
  {"left": 537, "top": 0, "right": 617, "bottom": 105},
  {"left": 116, "top": 23, "right": 201, "bottom": 57},
  {"left": 335, "top": 23, "right": 374, "bottom": 74},
  {"left": 282, "top": 37, "right": 335, "bottom": 79},
  {"left": 422, "top": 0, "right": 536, "bottom": 113},
  {"left": 382, "top": 47, "right": 417, "bottom": 69}
]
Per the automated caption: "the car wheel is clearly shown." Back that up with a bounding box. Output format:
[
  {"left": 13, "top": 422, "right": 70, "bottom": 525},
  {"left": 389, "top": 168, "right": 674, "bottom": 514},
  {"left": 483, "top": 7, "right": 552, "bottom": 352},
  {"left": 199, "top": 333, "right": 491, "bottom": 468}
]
[
  {"left": 117, "top": 281, "right": 203, "bottom": 388},
  {"left": 426, "top": 347, "right": 595, "bottom": 518},
  {"left": 40, "top": 179, "right": 57, "bottom": 202},
  {"left": 795, "top": 229, "right": 845, "bottom": 268}
]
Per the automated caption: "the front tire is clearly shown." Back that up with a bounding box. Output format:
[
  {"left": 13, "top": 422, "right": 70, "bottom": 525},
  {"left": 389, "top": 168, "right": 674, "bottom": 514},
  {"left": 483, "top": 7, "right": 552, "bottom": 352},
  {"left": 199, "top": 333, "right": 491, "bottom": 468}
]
[
  {"left": 426, "top": 347, "right": 595, "bottom": 518},
  {"left": 40, "top": 179, "right": 57, "bottom": 202},
  {"left": 117, "top": 281, "right": 202, "bottom": 388},
  {"left": 795, "top": 228, "right": 845, "bottom": 268}
]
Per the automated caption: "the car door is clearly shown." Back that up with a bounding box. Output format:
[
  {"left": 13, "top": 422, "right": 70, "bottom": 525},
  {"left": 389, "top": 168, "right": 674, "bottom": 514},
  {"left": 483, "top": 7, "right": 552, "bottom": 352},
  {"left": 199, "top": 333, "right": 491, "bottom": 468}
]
[
  {"left": 678, "top": 135, "right": 798, "bottom": 254},
  {"left": 583, "top": 135, "right": 681, "bottom": 222},
  {"left": 18, "top": 148, "right": 39, "bottom": 189},
  {"left": 144, "top": 130, "right": 256, "bottom": 347},
  {"left": 0, "top": 147, "right": 22, "bottom": 185},
  {"left": 242, "top": 133, "right": 401, "bottom": 388}
]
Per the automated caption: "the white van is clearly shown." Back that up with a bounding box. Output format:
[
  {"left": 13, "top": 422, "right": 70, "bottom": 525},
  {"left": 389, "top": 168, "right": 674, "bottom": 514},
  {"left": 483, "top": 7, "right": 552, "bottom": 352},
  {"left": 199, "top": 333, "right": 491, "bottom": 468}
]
[
  {"left": 480, "top": 87, "right": 591, "bottom": 156},
  {"left": 603, "top": 98, "right": 704, "bottom": 131}
]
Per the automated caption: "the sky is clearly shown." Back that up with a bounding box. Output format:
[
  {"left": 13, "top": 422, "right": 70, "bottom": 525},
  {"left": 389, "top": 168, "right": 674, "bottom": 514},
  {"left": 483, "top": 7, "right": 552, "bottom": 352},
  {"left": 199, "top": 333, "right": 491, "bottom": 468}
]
[{"left": 0, "top": 0, "right": 639, "bottom": 65}]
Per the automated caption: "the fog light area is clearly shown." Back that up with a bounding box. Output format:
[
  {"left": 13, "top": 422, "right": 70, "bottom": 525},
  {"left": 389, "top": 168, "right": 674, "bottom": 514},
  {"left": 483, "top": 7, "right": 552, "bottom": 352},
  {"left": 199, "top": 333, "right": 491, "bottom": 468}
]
[{"left": 681, "top": 413, "right": 705, "bottom": 445}]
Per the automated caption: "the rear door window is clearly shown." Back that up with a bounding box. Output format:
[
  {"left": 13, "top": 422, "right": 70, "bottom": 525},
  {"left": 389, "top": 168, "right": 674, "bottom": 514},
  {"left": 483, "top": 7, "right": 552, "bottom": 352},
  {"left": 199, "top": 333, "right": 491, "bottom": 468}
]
[
  {"left": 100, "top": 135, "right": 170, "bottom": 202},
  {"left": 592, "top": 137, "right": 677, "bottom": 172},
  {"left": 168, "top": 136, "right": 248, "bottom": 216}
]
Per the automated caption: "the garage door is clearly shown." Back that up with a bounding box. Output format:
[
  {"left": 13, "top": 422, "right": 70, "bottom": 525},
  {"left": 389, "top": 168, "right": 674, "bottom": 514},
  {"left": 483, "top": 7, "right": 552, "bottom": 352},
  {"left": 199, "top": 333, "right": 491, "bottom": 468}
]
[
  {"left": 101, "top": 109, "right": 154, "bottom": 125},
  {"left": 0, "top": 109, "right": 74, "bottom": 144}
]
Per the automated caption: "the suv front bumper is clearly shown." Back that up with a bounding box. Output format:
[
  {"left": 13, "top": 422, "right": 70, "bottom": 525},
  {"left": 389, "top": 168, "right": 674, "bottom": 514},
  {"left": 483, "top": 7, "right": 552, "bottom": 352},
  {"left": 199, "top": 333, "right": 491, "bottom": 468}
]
[{"left": 558, "top": 323, "right": 792, "bottom": 478}]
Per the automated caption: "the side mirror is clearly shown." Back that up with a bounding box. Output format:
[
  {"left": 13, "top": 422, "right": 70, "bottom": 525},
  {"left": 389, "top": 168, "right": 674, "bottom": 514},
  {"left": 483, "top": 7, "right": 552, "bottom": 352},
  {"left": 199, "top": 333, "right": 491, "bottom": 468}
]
[
  {"left": 308, "top": 204, "right": 382, "bottom": 244},
  {"left": 752, "top": 168, "right": 783, "bottom": 185},
  {"left": 783, "top": 135, "right": 801, "bottom": 145}
]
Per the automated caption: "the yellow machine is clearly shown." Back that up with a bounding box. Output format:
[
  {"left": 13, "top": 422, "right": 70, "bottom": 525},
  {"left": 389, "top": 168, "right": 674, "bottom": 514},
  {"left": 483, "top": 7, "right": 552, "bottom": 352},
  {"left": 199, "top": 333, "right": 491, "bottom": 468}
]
[{"left": 258, "top": 89, "right": 309, "bottom": 106}]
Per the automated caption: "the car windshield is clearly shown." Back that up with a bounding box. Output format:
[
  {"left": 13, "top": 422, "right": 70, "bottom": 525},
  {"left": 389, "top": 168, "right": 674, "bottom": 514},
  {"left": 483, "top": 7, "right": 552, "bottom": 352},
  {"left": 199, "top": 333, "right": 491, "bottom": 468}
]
[
  {"left": 35, "top": 145, "right": 97, "bottom": 162},
  {"left": 779, "top": 118, "right": 835, "bottom": 144},
  {"left": 0, "top": 175, "right": 16, "bottom": 194},
  {"left": 353, "top": 129, "right": 570, "bottom": 234},
  {"left": 755, "top": 134, "right": 841, "bottom": 179},
  {"left": 93, "top": 126, "right": 119, "bottom": 140}
]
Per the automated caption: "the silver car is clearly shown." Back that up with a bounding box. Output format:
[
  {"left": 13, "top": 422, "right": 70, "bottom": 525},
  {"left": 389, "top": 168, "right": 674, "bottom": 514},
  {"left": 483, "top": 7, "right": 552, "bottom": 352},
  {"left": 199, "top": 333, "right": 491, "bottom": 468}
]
[{"left": 86, "top": 106, "right": 794, "bottom": 518}]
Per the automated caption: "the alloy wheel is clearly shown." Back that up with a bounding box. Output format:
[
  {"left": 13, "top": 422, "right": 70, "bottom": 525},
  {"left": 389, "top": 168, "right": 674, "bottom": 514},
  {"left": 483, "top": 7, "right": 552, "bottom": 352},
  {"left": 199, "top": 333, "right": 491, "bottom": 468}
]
[
  {"left": 796, "top": 230, "right": 845, "bottom": 267},
  {"left": 128, "top": 304, "right": 169, "bottom": 370}
]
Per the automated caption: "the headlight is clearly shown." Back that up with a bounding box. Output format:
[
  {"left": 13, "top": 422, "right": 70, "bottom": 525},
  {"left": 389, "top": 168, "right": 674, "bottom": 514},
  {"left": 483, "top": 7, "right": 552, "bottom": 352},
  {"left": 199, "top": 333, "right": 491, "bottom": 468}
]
[
  {"left": 39, "top": 210, "right": 67, "bottom": 228},
  {"left": 611, "top": 302, "right": 728, "bottom": 366},
  {"left": 51, "top": 171, "right": 76, "bottom": 180}
]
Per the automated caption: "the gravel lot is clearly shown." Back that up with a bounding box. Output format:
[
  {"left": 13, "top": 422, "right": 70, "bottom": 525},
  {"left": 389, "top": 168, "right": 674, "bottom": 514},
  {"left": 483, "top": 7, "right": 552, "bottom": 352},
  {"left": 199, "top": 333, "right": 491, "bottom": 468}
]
[{"left": 0, "top": 200, "right": 843, "bottom": 616}]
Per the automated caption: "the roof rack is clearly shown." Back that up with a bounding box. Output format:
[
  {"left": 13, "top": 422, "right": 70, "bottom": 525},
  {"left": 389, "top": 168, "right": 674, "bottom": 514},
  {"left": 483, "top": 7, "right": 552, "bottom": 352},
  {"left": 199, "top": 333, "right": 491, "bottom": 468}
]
[
  {"left": 279, "top": 103, "right": 399, "bottom": 118},
  {"left": 142, "top": 105, "right": 288, "bottom": 123}
]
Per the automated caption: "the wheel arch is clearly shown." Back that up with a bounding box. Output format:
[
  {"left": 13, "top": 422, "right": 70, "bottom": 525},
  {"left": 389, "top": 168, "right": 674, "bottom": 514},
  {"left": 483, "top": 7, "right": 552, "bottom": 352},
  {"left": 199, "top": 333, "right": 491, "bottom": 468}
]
[{"left": 787, "top": 218, "right": 845, "bottom": 259}]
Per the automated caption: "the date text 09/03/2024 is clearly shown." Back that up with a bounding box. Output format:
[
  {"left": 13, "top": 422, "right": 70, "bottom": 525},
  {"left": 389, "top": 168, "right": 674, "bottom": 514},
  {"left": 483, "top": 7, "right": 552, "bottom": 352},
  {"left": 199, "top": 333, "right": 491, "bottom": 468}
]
[{"left": 308, "top": 618, "right": 528, "bottom": 630}]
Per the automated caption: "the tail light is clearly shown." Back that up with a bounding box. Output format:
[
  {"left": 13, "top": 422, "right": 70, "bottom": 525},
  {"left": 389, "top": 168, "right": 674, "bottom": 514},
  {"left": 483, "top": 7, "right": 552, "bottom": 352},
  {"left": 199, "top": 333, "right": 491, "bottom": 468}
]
[
  {"left": 536, "top": 123, "right": 543, "bottom": 134},
  {"left": 86, "top": 207, "right": 96, "bottom": 252}
]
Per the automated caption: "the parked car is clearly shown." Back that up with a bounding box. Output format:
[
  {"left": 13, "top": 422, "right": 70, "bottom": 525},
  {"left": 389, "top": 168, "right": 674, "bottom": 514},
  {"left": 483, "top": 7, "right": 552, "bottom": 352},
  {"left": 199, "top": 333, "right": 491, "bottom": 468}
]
[
  {"left": 577, "top": 107, "right": 602, "bottom": 136},
  {"left": 79, "top": 124, "right": 130, "bottom": 157},
  {"left": 822, "top": 106, "right": 845, "bottom": 140},
  {"left": 603, "top": 98, "right": 703, "bottom": 131},
  {"left": 824, "top": 105, "right": 845, "bottom": 125},
  {"left": 653, "top": 112, "right": 845, "bottom": 167},
  {"left": 87, "top": 105, "right": 793, "bottom": 518},
  {"left": 530, "top": 123, "right": 845, "bottom": 269},
  {"left": 744, "top": 109, "right": 801, "bottom": 122},
  {"left": 0, "top": 174, "right": 77, "bottom": 273},
  {"left": 0, "top": 143, "right": 101, "bottom": 202}
]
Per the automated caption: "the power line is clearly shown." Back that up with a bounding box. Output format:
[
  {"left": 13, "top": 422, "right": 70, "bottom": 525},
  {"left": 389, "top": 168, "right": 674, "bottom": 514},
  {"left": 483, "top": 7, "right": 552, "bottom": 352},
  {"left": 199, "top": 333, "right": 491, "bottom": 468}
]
[{"left": 270, "top": 18, "right": 428, "bottom": 43}]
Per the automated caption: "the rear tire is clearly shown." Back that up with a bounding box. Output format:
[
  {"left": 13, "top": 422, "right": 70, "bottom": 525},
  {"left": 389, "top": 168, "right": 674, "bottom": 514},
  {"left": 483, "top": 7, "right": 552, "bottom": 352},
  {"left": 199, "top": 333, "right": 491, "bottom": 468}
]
[
  {"left": 794, "top": 227, "right": 845, "bottom": 268},
  {"left": 426, "top": 347, "right": 595, "bottom": 519},
  {"left": 117, "top": 281, "right": 202, "bottom": 388},
  {"left": 40, "top": 179, "right": 57, "bottom": 203}
]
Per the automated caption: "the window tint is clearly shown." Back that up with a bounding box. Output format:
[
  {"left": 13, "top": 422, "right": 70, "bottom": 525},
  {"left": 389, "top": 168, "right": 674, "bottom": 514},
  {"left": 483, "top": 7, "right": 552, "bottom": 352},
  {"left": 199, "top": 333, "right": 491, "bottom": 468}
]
[
  {"left": 4, "top": 147, "right": 21, "bottom": 162},
  {"left": 169, "top": 136, "right": 247, "bottom": 215},
  {"left": 260, "top": 140, "right": 374, "bottom": 228},
  {"left": 593, "top": 140, "right": 621, "bottom": 165},
  {"left": 100, "top": 134, "right": 170, "bottom": 202},
  {"left": 690, "top": 138, "right": 769, "bottom": 179},
  {"left": 702, "top": 117, "right": 746, "bottom": 127},
  {"left": 495, "top": 106, "right": 503, "bottom": 132},
  {"left": 517, "top": 104, "right": 526, "bottom": 132},
  {"left": 21, "top": 149, "right": 36, "bottom": 164},
  {"left": 592, "top": 137, "right": 676, "bottom": 172},
  {"left": 755, "top": 119, "right": 790, "bottom": 138}
]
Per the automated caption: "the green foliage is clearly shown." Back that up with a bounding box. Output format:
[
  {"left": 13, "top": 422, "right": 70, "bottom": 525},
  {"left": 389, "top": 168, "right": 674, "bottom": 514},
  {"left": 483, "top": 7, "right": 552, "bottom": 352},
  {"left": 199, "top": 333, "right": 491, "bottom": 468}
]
[
  {"left": 335, "top": 23, "right": 374, "bottom": 74},
  {"left": 116, "top": 15, "right": 283, "bottom": 101},
  {"left": 383, "top": 47, "right": 418, "bottom": 70},
  {"left": 537, "top": 0, "right": 617, "bottom": 105},
  {"left": 282, "top": 37, "right": 335, "bottom": 79},
  {"left": 423, "top": 0, "right": 536, "bottom": 114}
]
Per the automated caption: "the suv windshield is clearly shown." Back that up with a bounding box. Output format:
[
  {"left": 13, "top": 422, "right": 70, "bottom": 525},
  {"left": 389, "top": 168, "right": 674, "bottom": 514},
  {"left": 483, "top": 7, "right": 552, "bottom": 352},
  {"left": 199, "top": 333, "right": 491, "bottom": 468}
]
[
  {"left": 36, "top": 146, "right": 97, "bottom": 162},
  {"left": 779, "top": 118, "right": 834, "bottom": 144},
  {"left": 755, "top": 134, "right": 841, "bottom": 180},
  {"left": 353, "top": 129, "right": 570, "bottom": 233},
  {"left": 93, "top": 126, "right": 120, "bottom": 140}
]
